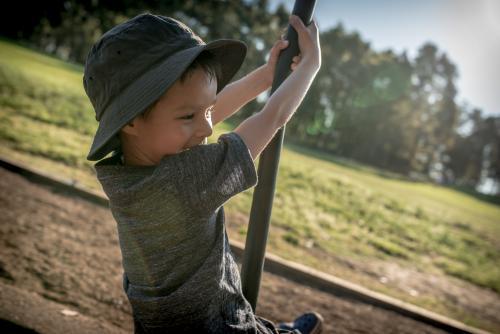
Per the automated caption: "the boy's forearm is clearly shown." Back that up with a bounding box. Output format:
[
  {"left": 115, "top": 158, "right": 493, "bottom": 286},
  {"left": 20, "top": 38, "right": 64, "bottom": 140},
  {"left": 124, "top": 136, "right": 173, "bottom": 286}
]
[
  {"left": 264, "top": 62, "right": 319, "bottom": 127},
  {"left": 212, "top": 64, "right": 271, "bottom": 125},
  {"left": 232, "top": 61, "right": 320, "bottom": 161}
]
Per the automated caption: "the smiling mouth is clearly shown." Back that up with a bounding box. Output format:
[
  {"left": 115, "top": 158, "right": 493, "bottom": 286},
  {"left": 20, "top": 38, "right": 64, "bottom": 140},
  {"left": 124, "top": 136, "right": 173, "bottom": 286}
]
[{"left": 182, "top": 139, "right": 206, "bottom": 151}]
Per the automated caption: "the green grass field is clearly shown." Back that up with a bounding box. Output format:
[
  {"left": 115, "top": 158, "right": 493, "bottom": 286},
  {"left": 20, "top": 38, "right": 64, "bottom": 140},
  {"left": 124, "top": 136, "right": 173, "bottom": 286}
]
[{"left": 1, "top": 38, "right": 499, "bottom": 331}]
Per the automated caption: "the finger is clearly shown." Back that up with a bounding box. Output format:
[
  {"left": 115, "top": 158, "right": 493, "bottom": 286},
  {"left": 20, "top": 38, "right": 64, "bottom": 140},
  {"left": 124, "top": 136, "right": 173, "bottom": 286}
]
[
  {"left": 272, "top": 39, "right": 288, "bottom": 52},
  {"left": 289, "top": 14, "right": 307, "bottom": 32},
  {"left": 269, "top": 41, "right": 288, "bottom": 63},
  {"left": 280, "top": 39, "right": 289, "bottom": 48},
  {"left": 308, "top": 17, "right": 319, "bottom": 32}
]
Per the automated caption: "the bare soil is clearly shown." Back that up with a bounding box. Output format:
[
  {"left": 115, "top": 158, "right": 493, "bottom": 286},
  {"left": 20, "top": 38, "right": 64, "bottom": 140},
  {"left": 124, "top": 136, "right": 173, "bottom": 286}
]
[{"left": 0, "top": 166, "right": 468, "bottom": 333}]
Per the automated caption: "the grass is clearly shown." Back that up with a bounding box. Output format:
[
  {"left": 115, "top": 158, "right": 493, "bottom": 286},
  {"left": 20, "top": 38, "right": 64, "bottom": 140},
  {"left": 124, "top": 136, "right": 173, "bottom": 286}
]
[
  {"left": 270, "top": 145, "right": 500, "bottom": 288},
  {"left": 1, "top": 38, "right": 499, "bottom": 332}
]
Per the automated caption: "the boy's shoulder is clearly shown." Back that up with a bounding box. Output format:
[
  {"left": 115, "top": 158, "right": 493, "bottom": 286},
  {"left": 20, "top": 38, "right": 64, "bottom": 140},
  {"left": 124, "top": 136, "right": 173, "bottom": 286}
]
[{"left": 95, "top": 132, "right": 257, "bottom": 217}]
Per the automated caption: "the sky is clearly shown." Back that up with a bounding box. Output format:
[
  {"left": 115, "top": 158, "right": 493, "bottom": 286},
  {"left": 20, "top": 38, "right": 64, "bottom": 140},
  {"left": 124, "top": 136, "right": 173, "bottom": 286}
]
[{"left": 268, "top": 0, "right": 500, "bottom": 116}]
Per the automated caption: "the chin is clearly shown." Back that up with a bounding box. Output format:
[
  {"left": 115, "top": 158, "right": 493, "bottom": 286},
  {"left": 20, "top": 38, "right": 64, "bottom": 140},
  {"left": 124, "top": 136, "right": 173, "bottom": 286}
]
[{"left": 191, "top": 139, "right": 208, "bottom": 147}]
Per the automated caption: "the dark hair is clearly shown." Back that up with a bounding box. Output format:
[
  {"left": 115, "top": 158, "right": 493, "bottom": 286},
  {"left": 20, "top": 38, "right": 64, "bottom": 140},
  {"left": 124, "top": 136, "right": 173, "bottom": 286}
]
[{"left": 141, "top": 50, "right": 222, "bottom": 120}]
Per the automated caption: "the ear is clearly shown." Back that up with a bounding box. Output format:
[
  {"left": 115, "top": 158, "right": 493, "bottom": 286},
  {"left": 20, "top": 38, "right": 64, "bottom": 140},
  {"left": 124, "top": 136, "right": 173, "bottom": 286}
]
[{"left": 121, "top": 118, "right": 140, "bottom": 136}]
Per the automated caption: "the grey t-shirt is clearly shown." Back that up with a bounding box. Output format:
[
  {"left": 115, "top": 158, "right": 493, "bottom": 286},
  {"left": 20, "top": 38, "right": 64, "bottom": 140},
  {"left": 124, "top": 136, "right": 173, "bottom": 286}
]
[{"left": 95, "top": 132, "right": 265, "bottom": 332}]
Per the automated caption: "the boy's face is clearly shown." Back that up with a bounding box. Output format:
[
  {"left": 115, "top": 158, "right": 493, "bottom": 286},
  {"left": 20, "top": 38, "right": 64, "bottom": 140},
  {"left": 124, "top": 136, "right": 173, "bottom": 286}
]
[{"left": 120, "top": 67, "right": 217, "bottom": 165}]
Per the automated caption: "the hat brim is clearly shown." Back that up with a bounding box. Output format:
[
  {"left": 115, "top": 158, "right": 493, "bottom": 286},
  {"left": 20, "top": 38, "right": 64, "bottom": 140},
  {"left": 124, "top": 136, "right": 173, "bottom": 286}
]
[{"left": 86, "top": 39, "right": 247, "bottom": 161}]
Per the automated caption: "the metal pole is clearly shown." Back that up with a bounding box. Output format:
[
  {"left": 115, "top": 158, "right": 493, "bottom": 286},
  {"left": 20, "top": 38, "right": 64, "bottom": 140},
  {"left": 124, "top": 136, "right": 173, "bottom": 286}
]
[{"left": 240, "top": 0, "right": 318, "bottom": 312}]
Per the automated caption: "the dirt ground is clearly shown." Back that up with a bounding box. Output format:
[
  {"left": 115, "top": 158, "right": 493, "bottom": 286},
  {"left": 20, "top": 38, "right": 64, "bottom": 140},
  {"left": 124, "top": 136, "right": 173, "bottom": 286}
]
[{"left": 0, "top": 166, "right": 477, "bottom": 333}]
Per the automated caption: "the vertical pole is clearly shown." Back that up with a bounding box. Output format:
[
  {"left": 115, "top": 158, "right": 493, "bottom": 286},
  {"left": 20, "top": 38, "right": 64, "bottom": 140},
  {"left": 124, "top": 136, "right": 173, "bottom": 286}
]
[{"left": 240, "top": 0, "right": 318, "bottom": 312}]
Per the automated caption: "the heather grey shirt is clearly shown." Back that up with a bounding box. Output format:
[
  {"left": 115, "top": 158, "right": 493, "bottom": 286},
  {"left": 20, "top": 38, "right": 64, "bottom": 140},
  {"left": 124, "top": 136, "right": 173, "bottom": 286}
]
[{"left": 95, "top": 132, "right": 267, "bottom": 333}]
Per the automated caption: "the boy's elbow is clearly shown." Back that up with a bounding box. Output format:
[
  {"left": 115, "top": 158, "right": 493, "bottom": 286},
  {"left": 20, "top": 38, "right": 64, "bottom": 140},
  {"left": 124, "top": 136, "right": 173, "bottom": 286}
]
[
  {"left": 234, "top": 107, "right": 282, "bottom": 161},
  {"left": 265, "top": 102, "right": 287, "bottom": 131}
]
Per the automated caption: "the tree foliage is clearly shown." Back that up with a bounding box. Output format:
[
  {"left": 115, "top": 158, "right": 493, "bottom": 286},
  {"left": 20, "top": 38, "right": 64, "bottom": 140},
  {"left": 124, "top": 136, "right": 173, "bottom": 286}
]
[{"left": 1, "top": 0, "right": 498, "bottom": 194}]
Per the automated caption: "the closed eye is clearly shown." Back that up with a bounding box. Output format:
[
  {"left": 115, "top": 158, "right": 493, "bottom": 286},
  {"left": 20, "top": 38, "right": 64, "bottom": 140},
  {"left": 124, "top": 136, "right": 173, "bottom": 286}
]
[{"left": 180, "top": 113, "right": 195, "bottom": 120}]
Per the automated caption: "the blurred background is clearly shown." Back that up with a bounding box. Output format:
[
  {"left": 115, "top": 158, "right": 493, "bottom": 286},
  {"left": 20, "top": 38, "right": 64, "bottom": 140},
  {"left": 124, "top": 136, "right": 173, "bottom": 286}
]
[
  {"left": 0, "top": 0, "right": 499, "bottom": 333},
  {"left": 2, "top": 0, "right": 499, "bottom": 193}
]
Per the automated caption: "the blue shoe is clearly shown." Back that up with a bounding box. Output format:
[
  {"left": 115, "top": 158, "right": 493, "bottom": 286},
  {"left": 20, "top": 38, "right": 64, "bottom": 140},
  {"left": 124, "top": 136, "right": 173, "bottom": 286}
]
[{"left": 278, "top": 312, "right": 323, "bottom": 334}]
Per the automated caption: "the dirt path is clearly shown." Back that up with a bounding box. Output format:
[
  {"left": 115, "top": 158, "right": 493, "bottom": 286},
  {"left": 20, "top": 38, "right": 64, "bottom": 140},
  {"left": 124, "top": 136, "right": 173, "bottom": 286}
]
[{"left": 0, "top": 166, "right": 458, "bottom": 333}]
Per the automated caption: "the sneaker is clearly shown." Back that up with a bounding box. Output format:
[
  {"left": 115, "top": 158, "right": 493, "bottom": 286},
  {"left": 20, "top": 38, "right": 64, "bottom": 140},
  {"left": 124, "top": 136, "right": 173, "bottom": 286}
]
[{"left": 278, "top": 312, "right": 324, "bottom": 334}]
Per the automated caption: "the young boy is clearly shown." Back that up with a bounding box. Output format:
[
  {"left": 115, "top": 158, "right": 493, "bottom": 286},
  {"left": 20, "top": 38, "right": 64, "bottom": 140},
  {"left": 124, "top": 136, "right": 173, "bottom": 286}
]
[{"left": 84, "top": 12, "right": 322, "bottom": 333}]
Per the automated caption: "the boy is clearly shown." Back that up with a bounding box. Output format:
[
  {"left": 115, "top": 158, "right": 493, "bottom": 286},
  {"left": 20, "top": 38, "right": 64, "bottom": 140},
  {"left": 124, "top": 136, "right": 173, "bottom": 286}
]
[{"left": 84, "top": 12, "right": 322, "bottom": 333}]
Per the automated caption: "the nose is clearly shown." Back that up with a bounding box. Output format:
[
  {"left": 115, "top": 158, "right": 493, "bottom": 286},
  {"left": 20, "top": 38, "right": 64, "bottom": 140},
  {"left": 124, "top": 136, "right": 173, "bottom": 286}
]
[{"left": 196, "top": 114, "right": 213, "bottom": 139}]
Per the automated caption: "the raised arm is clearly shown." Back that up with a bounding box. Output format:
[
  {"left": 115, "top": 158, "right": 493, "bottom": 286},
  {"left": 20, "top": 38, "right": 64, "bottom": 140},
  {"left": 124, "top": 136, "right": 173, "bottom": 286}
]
[
  {"left": 211, "top": 64, "right": 271, "bottom": 126},
  {"left": 233, "top": 15, "right": 321, "bottom": 161},
  {"left": 212, "top": 37, "right": 294, "bottom": 126}
]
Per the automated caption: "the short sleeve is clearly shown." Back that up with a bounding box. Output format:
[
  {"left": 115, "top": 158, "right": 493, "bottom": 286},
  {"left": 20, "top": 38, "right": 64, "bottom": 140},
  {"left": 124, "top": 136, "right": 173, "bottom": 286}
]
[{"left": 163, "top": 132, "right": 258, "bottom": 217}]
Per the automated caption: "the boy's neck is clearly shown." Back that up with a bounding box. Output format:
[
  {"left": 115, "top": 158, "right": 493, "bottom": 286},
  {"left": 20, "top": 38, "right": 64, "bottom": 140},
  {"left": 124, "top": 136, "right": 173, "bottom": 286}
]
[
  {"left": 121, "top": 151, "right": 156, "bottom": 166},
  {"left": 119, "top": 132, "right": 158, "bottom": 166}
]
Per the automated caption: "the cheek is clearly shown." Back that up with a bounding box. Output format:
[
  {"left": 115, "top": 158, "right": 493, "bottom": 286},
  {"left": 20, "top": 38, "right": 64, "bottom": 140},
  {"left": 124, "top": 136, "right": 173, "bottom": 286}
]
[
  {"left": 148, "top": 120, "right": 192, "bottom": 146},
  {"left": 179, "top": 122, "right": 195, "bottom": 134}
]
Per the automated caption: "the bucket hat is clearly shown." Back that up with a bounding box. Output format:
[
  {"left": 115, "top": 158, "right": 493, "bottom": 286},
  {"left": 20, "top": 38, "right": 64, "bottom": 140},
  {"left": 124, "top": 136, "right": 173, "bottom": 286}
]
[{"left": 84, "top": 13, "right": 247, "bottom": 161}]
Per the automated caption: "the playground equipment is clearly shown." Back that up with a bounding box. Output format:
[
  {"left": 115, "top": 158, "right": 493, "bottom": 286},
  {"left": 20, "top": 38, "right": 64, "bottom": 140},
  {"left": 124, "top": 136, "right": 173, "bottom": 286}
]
[{"left": 240, "top": 0, "right": 318, "bottom": 312}]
